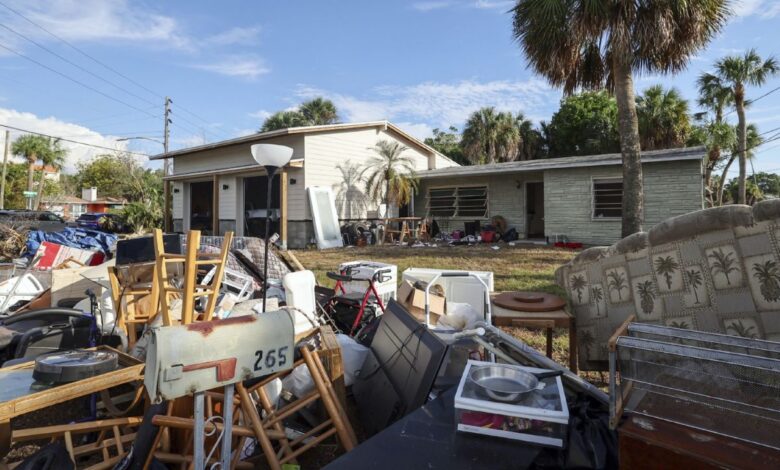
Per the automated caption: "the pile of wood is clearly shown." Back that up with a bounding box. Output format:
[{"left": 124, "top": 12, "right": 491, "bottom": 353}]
[{"left": 0, "top": 223, "right": 27, "bottom": 261}]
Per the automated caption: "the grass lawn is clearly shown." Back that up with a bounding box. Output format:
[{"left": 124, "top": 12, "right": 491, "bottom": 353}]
[{"left": 291, "top": 244, "right": 606, "bottom": 385}]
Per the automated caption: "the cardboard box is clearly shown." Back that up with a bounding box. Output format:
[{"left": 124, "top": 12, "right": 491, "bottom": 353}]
[{"left": 397, "top": 279, "right": 446, "bottom": 325}]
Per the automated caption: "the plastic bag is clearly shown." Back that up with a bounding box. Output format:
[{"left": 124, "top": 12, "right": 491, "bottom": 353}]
[{"left": 437, "top": 302, "right": 482, "bottom": 330}]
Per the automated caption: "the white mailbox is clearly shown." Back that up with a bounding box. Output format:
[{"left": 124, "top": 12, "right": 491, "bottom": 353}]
[{"left": 144, "top": 311, "right": 295, "bottom": 402}]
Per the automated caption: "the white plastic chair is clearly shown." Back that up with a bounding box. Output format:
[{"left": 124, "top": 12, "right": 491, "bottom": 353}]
[{"left": 283, "top": 270, "right": 320, "bottom": 334}]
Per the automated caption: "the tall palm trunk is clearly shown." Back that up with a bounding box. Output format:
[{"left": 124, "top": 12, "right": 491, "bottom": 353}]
[
  {"left": 613, "top": 56, "right": 644, "bottom": 237},
  {"left": 26, "top": 156, "right": 36, "bottom": 191},
  {"left": 34, "top": 169, "right": 46, "bottom": 210},
  {"left": 717, "top": 153, "right": 736, "bottom": 205},
  {"left": 703, "top": 146, "right": 719, "bottom": 206},
  {"left": 735, "top": 85, "right": 747, "bottom": 205}
]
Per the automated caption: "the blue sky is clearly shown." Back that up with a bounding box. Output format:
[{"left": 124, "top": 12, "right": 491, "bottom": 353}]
[{"left": 0, "top": 0, "right": 779, "bottom": 178}]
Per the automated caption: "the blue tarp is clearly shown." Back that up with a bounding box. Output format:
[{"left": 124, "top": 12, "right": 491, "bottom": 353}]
[{"left": 26, "top": 228, "right": 117, "bottom": 257}]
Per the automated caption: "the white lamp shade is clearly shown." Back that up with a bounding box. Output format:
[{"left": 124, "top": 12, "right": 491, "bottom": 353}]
[{"left": 251, "top": 143, "right": 294, "bottom": 168}]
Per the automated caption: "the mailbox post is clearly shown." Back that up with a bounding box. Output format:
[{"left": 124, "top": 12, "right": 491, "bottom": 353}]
[{"left": 145, "top": 311, "right": 294, "bottom": 469}]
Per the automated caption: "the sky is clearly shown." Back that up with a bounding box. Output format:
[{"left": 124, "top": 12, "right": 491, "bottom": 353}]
[{"left": 0, "top": 0, "right": 778, "bottom": 178}]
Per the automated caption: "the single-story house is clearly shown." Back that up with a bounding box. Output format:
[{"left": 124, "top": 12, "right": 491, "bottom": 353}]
[
  {"left": 154, "top": 121, "right": 704, "bottom": 248},
  {"left": 415, "top": 146, "right": 705, "bottom": 246},
  {"left": 41, "top": 195, "right": 88, "bottom": 220},
  {"left": 152, "top": 121, "right": 458, "bottom": 248}
]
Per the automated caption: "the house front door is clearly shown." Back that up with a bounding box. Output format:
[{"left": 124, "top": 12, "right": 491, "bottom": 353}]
[{"left": 526, "top": 182, "right": 544, "bottom": 239}]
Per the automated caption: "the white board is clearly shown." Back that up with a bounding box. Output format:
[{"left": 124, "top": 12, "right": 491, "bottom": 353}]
[{"left": 307, "top": 186, "right": 343, "bottom": 249}]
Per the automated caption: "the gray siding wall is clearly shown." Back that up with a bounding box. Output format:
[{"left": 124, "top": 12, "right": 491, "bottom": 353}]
[
  {"left": 415, "top": 173, "right": 543, "bottom": 235},
  {"left": 543, "top": 159, "right": 703, "bottom": 245}
]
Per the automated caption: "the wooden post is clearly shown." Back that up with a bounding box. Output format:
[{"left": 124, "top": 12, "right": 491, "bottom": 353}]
[
  {"left": 280, "top": 168, "right": 288, "bottom": 249},
  {"left": 212, "top": 175, "right": 219, "bottom": 236}
]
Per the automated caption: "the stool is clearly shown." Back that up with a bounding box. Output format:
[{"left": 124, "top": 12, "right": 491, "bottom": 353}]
[{"left": 491, "top": 291, "right": 577, "bottom": 373}]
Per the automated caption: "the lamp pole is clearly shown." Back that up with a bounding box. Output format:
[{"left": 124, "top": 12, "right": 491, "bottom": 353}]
[{"left": 250, "top": 144, "right": 293, "bottom": 312}]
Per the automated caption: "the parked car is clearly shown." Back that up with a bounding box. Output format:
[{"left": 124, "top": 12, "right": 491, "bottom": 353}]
[
  {"left": 76, "top": 212, "right": 128, "bottom": 233},
  {"left": 0, "top": 210, "right": 69, "bottom": 232}
]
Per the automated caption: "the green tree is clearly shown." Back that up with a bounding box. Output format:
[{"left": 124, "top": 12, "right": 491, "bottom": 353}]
[
  {"left": 724, "top": 176, "right": 763, "bottom": 205},
  {"left": 260, "top": 110, "right": 307, "bottom": 132},
  {"left": 543, "top": 92, "right": 620, "bottom": 157},
  {"left": 461, "top": 107, "right": 520, "bottom": 164},
  {"left": 0, "top": 163, "right": 28, "bottom": 209},
  {"left": 515, "top": 113, "right": 545, "bottom": 160},
  {"left": 75, "top": 153, "right": 161, "bottom": 202},
  {"left": 33, "top": 139, "right": 66, "bottom": 210},
  {"left": 299, "top": 97, "right": 339, "bottom": 125},
  {"left": 12, "top": 134, "right": 57, "bottom": 192},
  {"left": 749, "top": 172, "right": 780, "bottom": 197},
  {"left": 260, "top": 97, "right": 339, "bottom": 132},
  {"left": 636, "top": 85, "right": 691, "bottom": 151},
  {"left": 717, "top": 123, "right": 762, "bottom": 205},
  {"left": 697, "top": 72, "right": 736, "bottom": 205},
  {"left": 713, "top": 49, "right": 779, "bottom": 204},
  {"left": 424, "top": 127, "right": 468, "bottom": 165},
  {"left": 362, "top": 140, "right": 418, "bottom": 215},
  {"left": 512, "top": 0, "right": 730, "bottom": 237}
]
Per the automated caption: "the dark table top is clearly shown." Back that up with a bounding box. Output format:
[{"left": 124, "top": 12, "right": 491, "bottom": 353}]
[{"left": 325, "top": 388, "right": 542, "bottom": 470}]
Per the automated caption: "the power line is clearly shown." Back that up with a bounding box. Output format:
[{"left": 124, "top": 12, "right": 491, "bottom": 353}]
[
  {"left": 0, "top": 22, "right": 159, "bottom": 108},
  {"left": 0, "top": 0, "right": 225, "bottom": 139},
  {"left": 0, "top": 123, "right": 150, "bottom": 157},
  {"left": 0, "top": 40, "right": 159, "bottom": 119}
]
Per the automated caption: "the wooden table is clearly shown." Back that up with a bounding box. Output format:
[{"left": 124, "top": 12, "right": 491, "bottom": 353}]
[
  {"left": 490, "top": 292, "right": 578, "bottom": 372},
  {"left": 0, "top": 346, "right": 144, "bottom": 457},
  {"left": 383, "top": 217, "right": 425, "bottom": 244}
]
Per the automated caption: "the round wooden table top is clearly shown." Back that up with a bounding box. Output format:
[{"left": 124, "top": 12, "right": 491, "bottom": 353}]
[{"left": 492, "top": 291, "right": 566, "bottom": 312}]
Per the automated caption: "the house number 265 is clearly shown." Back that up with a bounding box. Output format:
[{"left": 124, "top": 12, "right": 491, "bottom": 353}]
[{"left": 254, "top": 346, "right": 289, "bottom": 371}]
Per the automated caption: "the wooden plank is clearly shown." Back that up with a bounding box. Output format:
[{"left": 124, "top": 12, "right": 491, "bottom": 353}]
[
  {"left": 609, "top": 314, "right": 636, "bottom": 352},
  {"left": 12, "top": 418, "right": 143, "bottom": 442}
]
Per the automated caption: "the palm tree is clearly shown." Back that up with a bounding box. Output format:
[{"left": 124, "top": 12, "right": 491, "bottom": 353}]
[
  {"left": 654, "top": 256, "right": 680, "bottom": 290},
  {"left": 33, "top": 139, "right": 66, "bottom": 210},
  {"left": 727, "top": 320, "right": 757, "bottom": 339},
  {"left": 579, "top": 329, "right": 595, "bottom": 360},
  {"left": 685, "top": 269, "right": 704, "bottom": 304},
  {"left": 607, "top": 270, "right": 628, "bottom": 301},
  {"left": 708, "top": 248, "right": 739, "bottom": 285},
  {"left": 260, "top": 110, "right": 307, "bottom": 132},
  {"left": 299, "top": 97, "right": 338, "bottom": 125},
  {"left": 512, "top": 1, "right": 730, "bottom": 237},
  {"left": 11, "top": 134, "right": 52, "bottom": 192},
  {"left": 569, "top": 274, "right": 587, "bottom": 304},
  {"left": 515, "top": 113, "right": 543, "bottom": 160},
  {"left": 752, "top": 259, "right": 780, "bottom": 303},
  {"left": 713, "top": 49, "right": 779, "bottom": 204},
  {"left": 461, "top": 107, "right": 520, "bottom": 164},
  {"left": 717, "top": 123, "right": 762, "bottom": 206},
  {"left": 636, "top": 280, "right": 655, "bottom": 314},
  {"left": 363, "top": 140, "right": 418, "bottom": 217},
  {"left": 636, "top": 85, "right": 691, "bottom": 151},
  {"left": 668, "top": 320, "right": 690, "bottom": 329},
  {"left": 697, "top": 72, "right": 735, "bottom": 205},
  {"left": 591, "top": 286, "right": 604, "bottom": 316},
  {"left": 333, "top": 162, "right": 367, "bottom": 220}
]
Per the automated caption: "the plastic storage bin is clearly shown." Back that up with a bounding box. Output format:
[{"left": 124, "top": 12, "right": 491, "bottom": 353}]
[
  {"left": 338, "top": 260, "right": 397, "bottom": 305},
  {"left": 454, "top": 360, "right": 569, "bottom": 448}
]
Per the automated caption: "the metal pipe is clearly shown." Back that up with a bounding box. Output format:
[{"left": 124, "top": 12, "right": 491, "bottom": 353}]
[
  {"left": 193, "top": 391, "right": 205, "bottom": 470},
  {"left": 221, "top": 384, "right": 234, "bottom": 469}
]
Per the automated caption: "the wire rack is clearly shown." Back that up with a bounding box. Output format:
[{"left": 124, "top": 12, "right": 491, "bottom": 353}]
[{"left": 614, "top": 331, "right": 780, "bottom": 450}]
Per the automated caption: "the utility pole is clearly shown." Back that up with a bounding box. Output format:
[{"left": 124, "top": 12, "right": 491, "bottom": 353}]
[
  {"left": 164, "top": 96, "right": 172, "bottom": 232},
  {"left": 0, "top": 130, "right": 9, "bottom": 210}
]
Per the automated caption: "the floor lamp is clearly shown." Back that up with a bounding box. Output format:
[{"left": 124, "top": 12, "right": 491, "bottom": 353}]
[{"left": 250, "top": 143, "right": 293, "bottom": 312}]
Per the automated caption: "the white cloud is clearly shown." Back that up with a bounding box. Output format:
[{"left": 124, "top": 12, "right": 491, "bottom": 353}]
[
  {"left": 0, "top": 107, "right": 133, "bottom": 172},
  {"left": 473, "top": 0, "right": 515, "bottom": 10},
  {"left": 233, "top": 128, "right": 258, "bottom": 138},
  {"left": 412, "top": 2, "right": 453, "bottom": 12},
  {"left": 733, "top": 0, "right": 780, "bottom": 18},
  {"left": 394, "top": 121, "right": 435, "bottom": 140},
  {"left": 1, "top": 0, "right": 191, "bottom": 49},
  {"left": 203, "top": 26, "right": 262, "bottom": 47},
  {"left": 248, "top": 109, "right": 273, "bottom": 120},
  {"left": 297, "top": 78, "right": 556, "bottom": 130},
  {"left": 191, "top": 55, "right": 270, "bottom": 79}
]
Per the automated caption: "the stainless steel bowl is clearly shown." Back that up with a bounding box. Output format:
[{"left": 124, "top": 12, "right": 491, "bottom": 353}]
[{"left": 469, "top": 365, "right": 561, "bottom": 403}]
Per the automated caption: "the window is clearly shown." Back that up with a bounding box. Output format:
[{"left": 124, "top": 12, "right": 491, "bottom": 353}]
[
  {"left": 428, "top": 186, "right": 488, "bottom": 218},
  {"left": 593, "top": 178, "right": 623, "bottom": 219}
]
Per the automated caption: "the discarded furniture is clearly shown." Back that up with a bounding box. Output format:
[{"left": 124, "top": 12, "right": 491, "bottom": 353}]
[
  {"left": 283, "top": 270, "right": 322, "bottom": 335},
  {"left": 609, "top": 320, "right": 780, "bottom": 455},
  {"left": 325, "top": 387, "right": 542, "bottom": 470},
  {"left": 108, "top": 261, "right": 159, "bottom": 347},
  {"left": 402, "top": 268, "right": 494, "bottom": 318},
  {"left": 0, "top": 308, "right": 94, "bottom": 366},
  {"left": 491, "top": 291, "right": 577, "bottom": 372},
  {"left": 383, "top": 217, "right": 423, "bottom": 244},
  {"left": 154, "top": 229, "right": 233, "bottom": 325},
  {"left": 353, "top": 300, "right": 447, "bottom": 436},
  {"left": 0, "top": 346, "right": 143, "bottom": 456},
  {"left": 307, "top": 187, "right": 343, "bottom": 249},
  {"left": 556, "top": 199, "right": 780, "bottom": 370},
  {"left": 325, "top": 262, "right": 391, "bottom": 336}
]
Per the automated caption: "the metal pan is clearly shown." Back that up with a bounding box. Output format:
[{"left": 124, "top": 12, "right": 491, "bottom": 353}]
[{"left": 469, "top": 364, "right": 562, "bottom": 403}]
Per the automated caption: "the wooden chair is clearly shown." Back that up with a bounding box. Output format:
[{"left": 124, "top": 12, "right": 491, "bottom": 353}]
[
  {"left": 153, "top": 229, "right": 234, "bottom": 326},
  {"left": 108, "top": 262, "right": 160, "bottom": 348}
]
